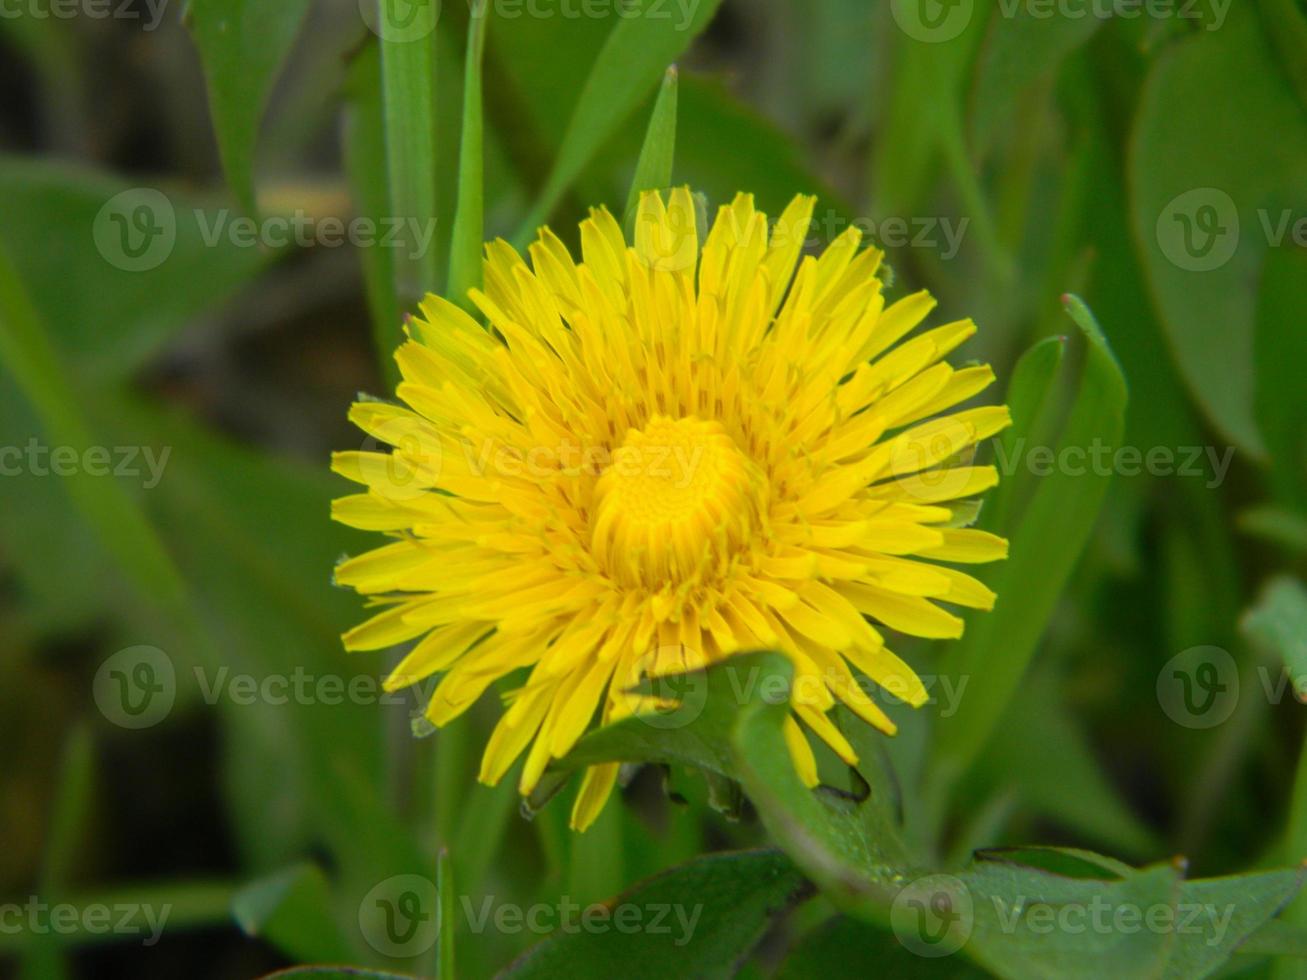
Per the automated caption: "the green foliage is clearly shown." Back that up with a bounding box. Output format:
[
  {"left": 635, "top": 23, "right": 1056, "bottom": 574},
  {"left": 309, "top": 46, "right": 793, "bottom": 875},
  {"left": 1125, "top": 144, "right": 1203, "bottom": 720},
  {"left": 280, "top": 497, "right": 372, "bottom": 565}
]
[{"left": 4, "top": 1, "right": 1307, "bottom": 976}]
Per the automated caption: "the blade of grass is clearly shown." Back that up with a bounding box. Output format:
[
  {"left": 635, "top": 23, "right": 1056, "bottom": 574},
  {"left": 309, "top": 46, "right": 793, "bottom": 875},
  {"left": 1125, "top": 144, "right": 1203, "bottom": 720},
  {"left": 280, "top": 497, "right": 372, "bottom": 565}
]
[
  {"left": 446, "top": 0, "right": 490, "bottom": 310},
  {"left": 378, "top": 0, "right": 440, "bottom": 306},
  {"left": 344, "top": 44, "right": 402, "bottom": 385},
  {"left": 511, "top": 0, "right": 724, "bottom": 247},
  {"left": 983, "top": 334, "right": 1067, "bottom": 534},
  {"left": 0, "top": 880, "right": 238, "bottom": 954},
  {"left": 623, "top": 65, "right": 679, "bottom": 237},
  {"left": 933, "top": 295, "right": 1127, "bottom": 789},
  {"left": 436, "top": 848, "right": 455, "bottom": 980}
]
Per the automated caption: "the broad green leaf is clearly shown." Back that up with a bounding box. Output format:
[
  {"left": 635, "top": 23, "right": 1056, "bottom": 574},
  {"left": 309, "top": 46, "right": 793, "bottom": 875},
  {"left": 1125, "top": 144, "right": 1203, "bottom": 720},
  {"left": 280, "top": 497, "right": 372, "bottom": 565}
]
[
  {"left": 0, "top": 158, "right": 269, "bottom": 379},
  {"left": 623, "top": 65, "right": 678, "bottom": 237},
  {"left": 446, "top": 2, "right": 490, "bottom": 310},
  {"left": 1130, "top": 4, "right": 1307, "bottom": 454},
  {"left": 954, "top": 851, "right": 1302, "bottom": 979},
  {"left": 779, "top": 915, "right": 988, "bottom": 979},
  {"left": 0, "top": 242, "right": 191, "bottom": 618},
  {"left": 542, "top": 652, "right": 912, "bottom": 914},
  {"left": 968, "top": 7, "right": 1104, "bottom": 155},
  {"left": 1243, "top": 577, "right": 1307, "bottom": 694},
  {"left": 501, "top": 849, "right": 810, "bottom": 979},
  {"left": 934, "top": 296, "right": 1127, "bottom": 783},
  {"left": 513, "top": 0, "right": 725, "bottom": 243},
  {"left": 1257, "top": 0, "right": 1307, "bottom": 110},
  {"left": 186, "top": 0, "right": 313, "bottom": 214},
  {"left": 1255, "top": 246, "right": 1307, "bottom": 509},
  {"left": 1244, "top": 917, "right": 1307, "bottom": 958},
  {"left": 233, "top": 864, "right": 352, "bottom": 965}
]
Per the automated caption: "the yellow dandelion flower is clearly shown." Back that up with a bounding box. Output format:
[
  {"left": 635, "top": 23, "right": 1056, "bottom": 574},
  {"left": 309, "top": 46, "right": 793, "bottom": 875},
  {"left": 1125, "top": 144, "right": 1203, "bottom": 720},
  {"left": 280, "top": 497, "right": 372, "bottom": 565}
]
[{"left": 332, "top": 188, "right": 1011, "bottom": 831}]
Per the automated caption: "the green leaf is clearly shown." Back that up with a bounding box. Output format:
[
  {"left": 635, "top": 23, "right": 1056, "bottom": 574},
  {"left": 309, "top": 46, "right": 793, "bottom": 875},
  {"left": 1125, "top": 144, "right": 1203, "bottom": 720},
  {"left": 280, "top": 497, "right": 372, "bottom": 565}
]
[
  {"left": 501, "top": 849, "right": 811, "bottom": 979},
  {"left": 343, "top": 43, "right": 403, "bottom": 386},
  {"left": 1239, "top": 506, "right": 1307, "bottom": 554},
  {"left": 378, "top": 0, "right": 441, "bottom": 304},
  {"left": 0, "top": 158, "right": 269, "bottom": 379},
  {"left": 953, "top": 851, "right": 1303, "bottom": 979},
  {"left": 969, "top": 6, "right": 1104, "bottom": 155},
  {"left": 446, "top": 2, "right": 490, "bottom": 310},
  {"left": 1130, "top": 4, "right": 1307, "bottom": 454},
  {"left": 233, "top": 864, "right": 352, "bottom": 965},
  {"left": 1243, "top": 577, "right": 1307, "bottom": 694},
  {"left": 513, "top": 0, "right": 725, "bottom": 244},
  {"left": 1243, "top": 917, "right": 1307, "bottom": 958},
  {"left": 1255, "top": 245, "right": 1307, "bottom": 509},
  {"left": 623, "top": 65, "right": 678, "bottom": 237},
  {"left": 186, "top": 0, "right": 313, "bottom": 214},
  {"left": 779, "top": 915, "right": 989, "bottom": 979},
  {"left": 1242, "top": 575, "right": 1307, "bottom": 971},
  {"left": 542, "top": 652, "right": 912, "bottom": 914},
  {"left": 0, "top": 243, "right": 191, "bottom": 618},
  {"left": 258, "top": 970, "right": 417, "bottom": 980},
  {"left": 979, "top": 667, "right": 1159, "bottom": 858},
  {"left": 933, "top": 296, "right": 1127, "bottom": 783},
  {"left": 982, "top": 334, "right": 1066, "bottom": 534}
]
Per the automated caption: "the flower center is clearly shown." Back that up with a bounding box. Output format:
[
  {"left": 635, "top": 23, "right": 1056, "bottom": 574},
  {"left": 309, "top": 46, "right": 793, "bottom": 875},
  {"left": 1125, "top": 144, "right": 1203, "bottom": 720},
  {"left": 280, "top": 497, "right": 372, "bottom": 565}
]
[{"left": 591, "top": 415, "right": 767, "bottom": 590}]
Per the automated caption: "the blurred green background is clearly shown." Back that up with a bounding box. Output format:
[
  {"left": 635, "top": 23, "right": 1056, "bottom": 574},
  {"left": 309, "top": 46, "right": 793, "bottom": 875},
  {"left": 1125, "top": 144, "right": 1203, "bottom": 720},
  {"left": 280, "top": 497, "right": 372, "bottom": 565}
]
[{"left": 2, "top": 0, "right": 1307, "bottom": 977}]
